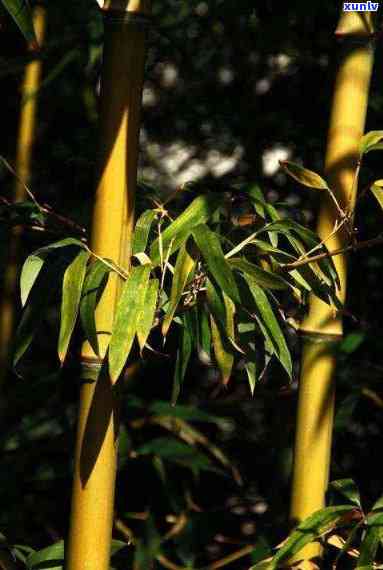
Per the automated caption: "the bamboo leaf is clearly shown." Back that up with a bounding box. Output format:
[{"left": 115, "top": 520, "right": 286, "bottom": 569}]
[
  {"left": 26, "top": 540, "right": 64, "bottom": 569},
  {"left": 109, "top": 265, "right": 151, "bottom": 383},
  {"left": 200, "top": 305, "right": 212, "bottom": 360},
  {"left": 356, "top": 513, "right": 383, "bottom": 570},
  {"left": 360, "top": 130, "right": 383, "bottom": 155},
  {"left": 137, "top": 278, "right": 159, "bottom": 353},
  {"left": 251, "top": 506, "right": 355, "bottom": 570},
  {"left": 329, "top": 479, "right": 361, "bottom": 507},
  {"left": 20, "top": 238, "right": 86, "bottom": 307},
  {"left": 79, "top": 259, "right": 112, "bottom": 356},
  {"left": 132, "top": 209, "right": 157, "bottom": 255},
  {"left": 20, "top": 254, "right": 45, "bottom": 308},
  {"left": 370, "top": 180, "right": 383, "bottom": 210},
  {"left": 172, "top": 312, "right": 193, "bottom": 404},
  {"left": 192, "top": 224, "right": 240, "bottom": 304},
  {"left": 245, "top": 360, "right": 257, "bottom": 396},
  {"left": 1, "top": 0, "right": 37, "bottom": 45},
  {"left": 210, "top": 314, "right": 234, "bottom": 385},
  {"left": 13, "top": 257, "right": 68, "bottom": 369},
  {"left": 229, "top": 258, "right": 289, "bottom": 290},
  {"left": 162, "top": 242, "right": 197, "bottom": 337},
  {"left": 150, "top": 194, "right": 222, "bottom": 264},
  {"left": 245, "top": 277, "right": 292, "bottom": 377},
  {"left": 280, "top": 160, "right": 329, "bottom": 190},
  {"left": 206, "top": 278, "right": 243, "bottom": 353},
  {"left": 58, "top": 250, "right": 90, "bottom": 363}
]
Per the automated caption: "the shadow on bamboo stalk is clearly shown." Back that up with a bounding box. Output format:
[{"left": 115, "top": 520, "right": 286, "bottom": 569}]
[{"left": 66, "top": 2, "right": 150, "bottom": 569}]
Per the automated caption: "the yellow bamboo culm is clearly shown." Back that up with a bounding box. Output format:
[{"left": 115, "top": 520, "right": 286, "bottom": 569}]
[
  {"left": 0, "top": 5, "right": 46, "bottom": 388},
  {"left": 65, "top": 2, "right": 150, "bottom": 569},
  {"left": 289, "top": 10, "right": 375, "bottom": 568}
]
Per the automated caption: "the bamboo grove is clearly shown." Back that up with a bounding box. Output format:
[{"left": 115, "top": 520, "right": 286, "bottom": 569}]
[{"left": 1, "top": 0, "right": 383, "bottom": 569}]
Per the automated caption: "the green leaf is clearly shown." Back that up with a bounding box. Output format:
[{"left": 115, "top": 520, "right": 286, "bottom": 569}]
[
  {"left": 192, "top": 224, "right": 240, "bottom": 304},
  {"left": 137, "top": 278, "right": 159, "bottom": 353},
  {"left": 132, "top": 209, "right": 157, "bottom": 255},
  {"left": 26, "top": 540, "right": 64, "bottom": 569},
  {"left": 80, "top": 259, "right": 112, "bottom": 356},
  {"left": 360, "top": 130, "right": 383, "bottom": 155},
  {"left": 329, "top": 479, "right": 361, "bottom": 507},
  {"left": 199, "top": 305, "right": 211, "bottom": 360},
  {"left": 109, "top": 265, "right": 151, "bottom": 383},
  {"left": 340, "top": 332, "right": 365, "bottom": 354},
  {"left": 356, "top": 524, "right": 382, "bottom": 569},
  {"left": 14, "top": 257, "right": 67, "bottom": 369},
  {"left": 149, "top": 401, "right": 223, "bottom": 425},
  {"left": 280, "top": 160, "right": 329, "bottom": 190},
  {"left": 162, "top": 242, "right": 197, "bottom": 337},
  {"left": 25, "top": 539, "right": 127, "bottom": 570},
  {"left": 20, "top": 254, "right": 46, "bottom": 308},
  {"left": 149, "top": 193, "right": 222, "bottom": 264},
  {"left": 137, "top": 437, "right": 213, "bottom": 472},
  {"left": 210, "top": 314, "right": 234, "bottom": 385},
  {"left": 1, "top": 0, "right": 37, "bottom": 45},
  {"left": 370, "top": 180, "right": 383, "bottom": 210},
  {"left": 20, "top": 238, "right": 85, "bottom": 307},
  {"left": 58, "top": 250, "right": 90, "bottom": 363},
  {"left": 245, "top": 360, "right": 257, "bottom": 396},
  {"left": 229, "top": 258, "right": 289, "bottom": 290},
  {"left": 244, "top": 277, "right": 292, "bottom": 377},
  {"left": 251, "top": 506, "right": 355, "bottom": 570},
  {"left": 172, "top": 312, "right": 193, "bottom": 404}
]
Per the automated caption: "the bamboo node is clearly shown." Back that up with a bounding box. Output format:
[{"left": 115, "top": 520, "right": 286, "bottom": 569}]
[
  {"left": 103, "top": 10, "right": 152, "bottom": 28},
  {"left": 80, "top": 356, "right": 105, "bottom": 383},
  {"left": 300, "top": 331, "right": 343, "bottom": 345}
]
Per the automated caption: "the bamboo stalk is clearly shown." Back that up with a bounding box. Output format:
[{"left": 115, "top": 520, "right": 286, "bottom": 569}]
[
  {"left": 65, "top": 2, "right": 150, "bottom": 569},
  {"left": 0, "top": 5, "right": 46, "bottom": 388},
  {"left": 289, "top": 10, "right": 375, "bottom": 568}
]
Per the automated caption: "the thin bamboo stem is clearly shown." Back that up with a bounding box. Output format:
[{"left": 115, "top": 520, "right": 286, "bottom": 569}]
[
  {"left": 65, "top": 2, "right": 150, "bottom": 569},
  {"left": 289, "top": 10, "right": 375, "bottom": 568},
  {"left": 0, "top": 5, "right": 46, "bottom": 389}
]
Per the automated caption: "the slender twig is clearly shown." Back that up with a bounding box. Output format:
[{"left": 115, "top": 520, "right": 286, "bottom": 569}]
[{"left": 282, "top": 234, "right": 383, "bottom": 270}]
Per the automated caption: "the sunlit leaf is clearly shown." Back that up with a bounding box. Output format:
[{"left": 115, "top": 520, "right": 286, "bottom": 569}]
[
  {"left": 26, "top": 540, "right": 64, "bottom": 569},
  {"left": 109, "top": 265, "right": 151, "bottom": 383},
  {"left": 150, "top": 194, "right": 222, "bottom": 264},
  {"left": 162, "top": 242, "right": 197, "bottom": 337},
  {"left": 132, "top": 209, "right": 157, "bottom": 255},
  {"left": 80, "top": 259, "right": 112, "bottom": 356},
  {"left": 360, "top": 130, "right": 383, "bottom": 155},
  {"left": 370, "top": 180, "right": 383, "bottom": 210},
  {"left": 245, "top": 360, "right": 257, "bottom": 395},
  {"left": 58, "top": 250, "right": 90, "bottom": 363},
  {"left": 329, "top": 479, "right": 361, "bottom": 507},
  {"left": 14, "top": 257, "right": 68, "bottom": 369},
  {"left": 280, "top": 160, "right": 329, "bottom": 190},
  {"left": 20, "top": 238, "right": 86, "bottom": 307},
  {"left": 137, "top": 278, "right": 159, "bottom": 353},
  {"left": 251, "top": 506, "right": 355, "bottom": 569},
  {"left": 210, "top": 314, "right": 234, "bottom": 385},
  {"left": 192, "top": 224, "right": 240, "bottom": 304}
]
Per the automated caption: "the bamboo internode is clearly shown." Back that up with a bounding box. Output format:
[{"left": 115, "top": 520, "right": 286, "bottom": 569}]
[
  {"left": 289, "top": 10, "right": 375, "bottom": 568},
  {"left": 65, "top": 2, "right": 149, "bottom": 569},
  {"left": 0, "top": 5, "right": 46, "bottom": 389}
]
